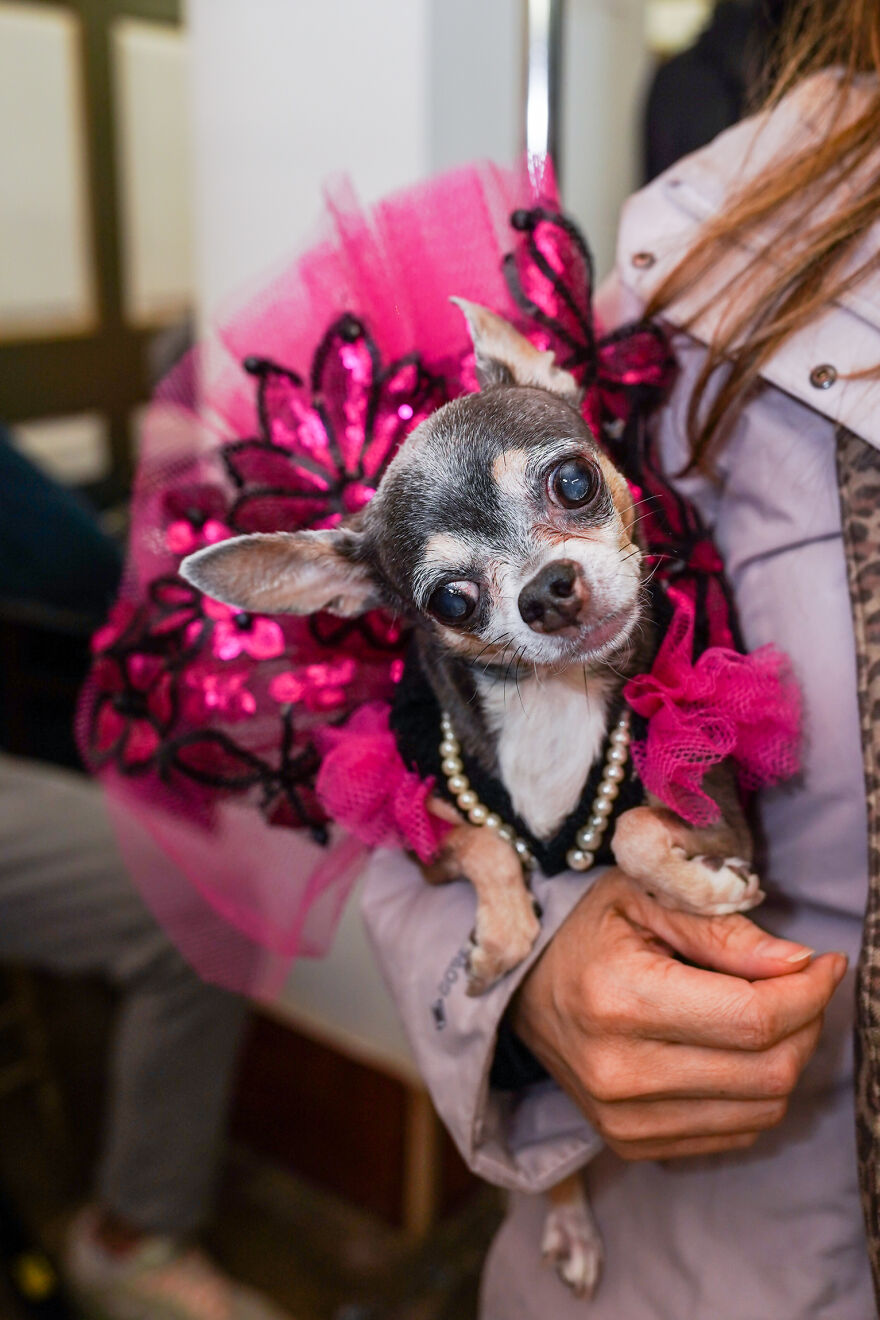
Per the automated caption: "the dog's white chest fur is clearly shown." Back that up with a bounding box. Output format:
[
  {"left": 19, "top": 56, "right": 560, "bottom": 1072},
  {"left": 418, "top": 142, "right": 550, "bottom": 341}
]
[{"left": 478, "top": 670, "right": 614, "bottom": 840}]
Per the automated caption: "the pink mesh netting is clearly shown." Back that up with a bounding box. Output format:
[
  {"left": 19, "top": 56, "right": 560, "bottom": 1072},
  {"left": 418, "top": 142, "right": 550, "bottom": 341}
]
[
  {"left": 624, "top": 590, "right": 802, "bottom": 827},
  {"left": 315, "top": 703, "right": 451, "bottom": 863}
]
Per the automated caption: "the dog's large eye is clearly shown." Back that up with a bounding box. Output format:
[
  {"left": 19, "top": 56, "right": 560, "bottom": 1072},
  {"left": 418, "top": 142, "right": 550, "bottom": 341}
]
[
  {"left": 427, "top": 580, "right": 479, "bottom": 625},
  {"left": 549, "top": 457, "right": 601, "bottom": 510}
]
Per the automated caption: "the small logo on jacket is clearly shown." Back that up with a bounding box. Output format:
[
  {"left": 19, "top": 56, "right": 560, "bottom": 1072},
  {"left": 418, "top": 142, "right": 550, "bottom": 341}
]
[{"left": 430, "top": 946, "right": 469, "bottom": 1029}]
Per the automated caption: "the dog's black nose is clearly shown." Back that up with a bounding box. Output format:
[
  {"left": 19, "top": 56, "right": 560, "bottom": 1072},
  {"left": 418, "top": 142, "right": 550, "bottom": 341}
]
[{"left": 518, "top": 560, "right": 586, "bottom": 632}]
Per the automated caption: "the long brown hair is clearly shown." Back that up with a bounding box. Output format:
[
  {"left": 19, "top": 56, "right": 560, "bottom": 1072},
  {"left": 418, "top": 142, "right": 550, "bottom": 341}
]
[{"left": 646, "top": 0, "right": 880, "bottom": 469}]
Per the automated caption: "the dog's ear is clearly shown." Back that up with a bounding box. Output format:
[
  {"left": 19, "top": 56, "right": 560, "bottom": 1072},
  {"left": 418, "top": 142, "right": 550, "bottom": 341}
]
[
  {"left": 451, "top": 296, "right": 581, "bottom": 407},
  {"left": 180, "top": 529, "right": 380, "bottom": 617}
]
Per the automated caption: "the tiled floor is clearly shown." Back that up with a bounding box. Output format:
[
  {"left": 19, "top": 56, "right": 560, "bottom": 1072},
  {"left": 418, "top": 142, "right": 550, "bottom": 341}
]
[{"left": 0, "top": 973, "right": 502, "bottom": 1320}]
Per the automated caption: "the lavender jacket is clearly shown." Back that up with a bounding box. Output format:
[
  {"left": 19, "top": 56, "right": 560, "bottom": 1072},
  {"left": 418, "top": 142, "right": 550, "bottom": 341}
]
[{"left": 361, "top": 74, "right": 880, "bottom": 1318}]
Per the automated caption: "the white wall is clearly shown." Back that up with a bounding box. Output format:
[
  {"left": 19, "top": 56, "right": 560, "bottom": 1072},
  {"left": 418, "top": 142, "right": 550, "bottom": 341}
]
[
  {"left": 427, "top": 0, "right": 523, "bottom": 173},
  {"left": 190, "top": 0, "right": 432, "bottom": 321},
  {"left": 561, "top": 0, "right": 649, "bottom": 277}
]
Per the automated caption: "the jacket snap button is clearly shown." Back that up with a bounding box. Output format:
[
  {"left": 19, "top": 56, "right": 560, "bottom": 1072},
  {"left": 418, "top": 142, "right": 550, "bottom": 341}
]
[
  {"left": 631, "top": 251, "right": 656, "bottom": 269},
  {"left": 810, "top": 363, "right": 837, "bottom": 389}
]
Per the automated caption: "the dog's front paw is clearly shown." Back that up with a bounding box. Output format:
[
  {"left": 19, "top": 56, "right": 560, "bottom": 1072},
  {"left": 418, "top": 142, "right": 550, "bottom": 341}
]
[
  {"left": 465, "top": 901, "right": 541, "bottom": 996},
  {"left": 654, "top": 850, "right": 764, "bottom": 915},
  {"left": 612, "top": 809, "right": 764, "bottom": 917},
  {"left": 542, "top": 1202, "right": 603, "bottom": 1298}
]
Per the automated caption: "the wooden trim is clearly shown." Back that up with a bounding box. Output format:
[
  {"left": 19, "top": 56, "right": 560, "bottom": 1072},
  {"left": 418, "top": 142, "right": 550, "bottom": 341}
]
[
  {"left": 79, "top": 0, "right": 124, "bottom": 329},
  {"left": 402, "top": 1087, "right": 442, "bottom": 1238},
  {"left": 0, "top": 330, "right": 154, "bottom": 419},
  {"left": 17, "top": 0, "right": 180, "bottom": 21}
]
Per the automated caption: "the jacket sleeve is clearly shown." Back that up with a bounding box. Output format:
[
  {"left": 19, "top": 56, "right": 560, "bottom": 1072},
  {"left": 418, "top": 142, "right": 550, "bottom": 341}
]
[{"left": 359, "top": 846, "right": 605, "bottom": 1193}]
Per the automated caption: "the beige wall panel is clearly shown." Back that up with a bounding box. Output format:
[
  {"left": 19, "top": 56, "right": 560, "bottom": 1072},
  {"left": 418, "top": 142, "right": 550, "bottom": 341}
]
[
  {"left": 113, "top": 17, "right": 194, "bottom": 326},
  {"left": 12, "top": 411, "right": 110, "bottom": 485},
  {"left": 0, "top": 3, "right": 94, "bottom": 337},
  {"left": 646, "top": 0, "right": 711, "bottom": 54}
]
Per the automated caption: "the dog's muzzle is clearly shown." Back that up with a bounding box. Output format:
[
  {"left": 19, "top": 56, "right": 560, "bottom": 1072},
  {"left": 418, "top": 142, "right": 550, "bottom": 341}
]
[{"left": 517, "top": 559, "right": 589, "bottom": 634}]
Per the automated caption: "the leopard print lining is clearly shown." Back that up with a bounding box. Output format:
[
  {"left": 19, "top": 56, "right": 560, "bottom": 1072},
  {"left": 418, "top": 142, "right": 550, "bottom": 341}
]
[{"left": 837, "top": 426, "right": 880, "bottom": 1306}]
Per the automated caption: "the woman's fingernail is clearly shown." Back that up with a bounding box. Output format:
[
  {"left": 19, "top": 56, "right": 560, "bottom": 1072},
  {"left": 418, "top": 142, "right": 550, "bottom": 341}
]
[{"left": 756, "top": 937, "right": 814, "bottom": 963}]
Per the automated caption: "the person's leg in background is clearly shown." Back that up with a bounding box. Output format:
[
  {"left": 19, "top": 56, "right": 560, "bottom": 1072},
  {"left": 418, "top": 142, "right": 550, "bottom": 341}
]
[
  {"left": 0, "top": 753, "right": 292, "bottom": 1320},
  {"left": 0, "top": 428, "right": 122, "bottom": 620}
]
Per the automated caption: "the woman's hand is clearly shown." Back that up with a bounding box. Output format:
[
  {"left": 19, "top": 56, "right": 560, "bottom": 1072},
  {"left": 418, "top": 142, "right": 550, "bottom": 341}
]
[{"left": 512, "top": 870, "right": 848, "bottom": 1160}]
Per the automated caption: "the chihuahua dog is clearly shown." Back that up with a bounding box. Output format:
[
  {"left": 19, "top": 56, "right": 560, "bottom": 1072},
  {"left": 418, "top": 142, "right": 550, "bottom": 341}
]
[{"left": 182, "top": 299, "right": 761, "bottom": 1296}]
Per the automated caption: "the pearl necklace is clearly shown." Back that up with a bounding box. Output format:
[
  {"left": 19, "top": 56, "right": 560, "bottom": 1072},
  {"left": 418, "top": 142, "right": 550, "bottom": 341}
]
[{"left": 439, "top": 707, "right": 632, "bottom": 874}]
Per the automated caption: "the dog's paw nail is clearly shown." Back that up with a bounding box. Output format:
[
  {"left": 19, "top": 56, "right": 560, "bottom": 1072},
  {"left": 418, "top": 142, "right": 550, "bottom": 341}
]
[
  {"left": 464, "top": 960, "right": 486, "bottom": 996},
  {"left": 465, "top": 944, "right": 499, "bottom": 996},
  {"left": 541, "top": 1205, "right": 602, "bottom": 1298},
  {"left": 699, "top": 854, "right": 726, "bottom": 872},
  {"left": 687, "top": 855, "right": 764, "bottom": 914}
]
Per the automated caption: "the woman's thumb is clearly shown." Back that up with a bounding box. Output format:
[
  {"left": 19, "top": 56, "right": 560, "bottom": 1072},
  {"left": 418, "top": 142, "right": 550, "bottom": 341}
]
[{"left": 643, "top": 902, "right": 824, "bottom": 981}]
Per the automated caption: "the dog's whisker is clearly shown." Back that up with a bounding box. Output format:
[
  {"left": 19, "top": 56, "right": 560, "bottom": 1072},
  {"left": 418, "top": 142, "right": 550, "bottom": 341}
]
[
  {"left": 582, "top": 664, "right": 592, "bottom": 713},
  {"left": 472, "top": 631, "right": 513, "bottom": 669},
  {"left": 603, "top": 657, "right": 631, "bottom": 682},
  {"left": 642, "top": 552, "right": 676, "bottom": 566},
  {"left": 641, "top": 561, "right": 665, "bottom": 587},
  {"left": 514, "top": 660, "right": 525, "bottom": 713},
  {"left": 502, "top": 644, "right": 527, "bottom": 709},
  {"left": 625, "top": 510, "right": 656, "bottom": 534}
]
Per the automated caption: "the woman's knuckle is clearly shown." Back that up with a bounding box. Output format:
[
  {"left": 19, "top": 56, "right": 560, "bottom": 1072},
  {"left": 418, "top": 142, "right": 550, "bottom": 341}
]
[
  {"left": 583, "top": 1053, "right": 626, "bottom": 1103},
  {"left": 608, "top": 1134, "right": 655, "bottom": 1161},
  {"left": 605, "top": 1135, "right": 637, "bottom": 1160},
  {"left": 579, "top": 972, "right": 614, "bottom": 1024},
  {"left": 764, "top": 1049, "right": 799, "bottom": 1097},
  {"left": 753, "top": 1098, "right": 788, "bottom": 1130},
  {"left": 736, "top": 1000, "right": 777, "bottom": 1050},
  {"left": 594, "top": 1108, "right": 627, "bottom": 1141},
  {"left": 768, "top": 1098, "right": 789, "bottom": 1127}
]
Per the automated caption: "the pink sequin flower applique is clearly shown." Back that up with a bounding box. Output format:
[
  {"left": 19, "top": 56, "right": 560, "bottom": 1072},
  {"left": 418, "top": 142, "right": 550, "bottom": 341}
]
[
  {"left": 90, "top": 652, "right": 174, "bottom": 770},
  {"left": 163, "top": 485, "right": 232, "bottom": 556},
  {"left": 91, "top": 599, "right": 140, "bottom": 655},
  {"left": 503, "top": 207, "right": 674, "bottom": 435},
  {"left": 221, "top": 315, "right": 448, "bottom": 536},
  {"left": 182, "top": 665, "right": 257, "bottom": 722},
  {"left": 203, "top": 597, "right": 285, "bottom": 662},
  {"left": 269, "top": 657, "right": 358, "bottom": 713}
]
